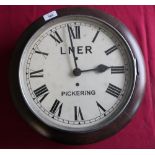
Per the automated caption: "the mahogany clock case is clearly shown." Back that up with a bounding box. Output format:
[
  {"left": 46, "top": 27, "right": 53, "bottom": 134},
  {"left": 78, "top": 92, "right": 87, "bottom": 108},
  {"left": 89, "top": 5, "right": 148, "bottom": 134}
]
[{"left": 10, "top": 7, "right": 146, "bottom": 144}]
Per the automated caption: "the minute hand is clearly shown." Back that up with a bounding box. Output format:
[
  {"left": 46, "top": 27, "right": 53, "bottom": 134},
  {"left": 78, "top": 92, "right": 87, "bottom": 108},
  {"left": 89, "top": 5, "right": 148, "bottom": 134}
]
[
  {"left": 67, "top": 24, "right": 78, "bottom": 69},
  {"left": 81, "top": 64, "right": 110, "bottom": 73}
]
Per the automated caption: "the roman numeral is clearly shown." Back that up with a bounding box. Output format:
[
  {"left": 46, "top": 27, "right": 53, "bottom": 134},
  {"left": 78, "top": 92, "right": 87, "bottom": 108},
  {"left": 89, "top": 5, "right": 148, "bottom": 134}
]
[
  {"left": 96, "top": 101, "right": 106, "bottom": 115},
  {"left": 33, "top": 84, "right": 49, "bottom": 102},
  {"left": 92, "top": 30, "right": 100, "bottom": 43},
  {"left": 74, "top": 106, "right": 84, "bottom": 121},
  {"left": 69, "top": 26, "right": 80, "bottom": 39},
  {"left": 50, "top": 31, "right": 63, "bottom": 44},
  {"left": 111, "top": 66, "right": 125, "bottom": 74},
  {"left": 105, "top": 45, "right": 117, "bottom": 55},
  {"left": 30, "top": 69, "right": 43, "bottom": 78},
  {"left": 106, "top": 83, "right": 122, "bottom": 98},
  {"left": 50, "top": 99, "right": 63, "bottom": 117},
  {"left": 34, "top": 49, "right": 49, "bottom": 58}
]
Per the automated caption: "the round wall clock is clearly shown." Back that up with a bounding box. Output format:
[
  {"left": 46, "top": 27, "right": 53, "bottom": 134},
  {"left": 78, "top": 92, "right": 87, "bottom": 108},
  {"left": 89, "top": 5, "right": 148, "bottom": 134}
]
[{"left": 10, "top": 7, "right": 146, "bottom": 144}]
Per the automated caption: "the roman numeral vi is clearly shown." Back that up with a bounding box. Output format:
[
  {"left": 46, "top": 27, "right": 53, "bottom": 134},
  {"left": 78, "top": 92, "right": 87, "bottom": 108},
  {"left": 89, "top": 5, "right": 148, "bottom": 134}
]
[{"left": 74, "top": 106, "right": 84, "bottom": 121}]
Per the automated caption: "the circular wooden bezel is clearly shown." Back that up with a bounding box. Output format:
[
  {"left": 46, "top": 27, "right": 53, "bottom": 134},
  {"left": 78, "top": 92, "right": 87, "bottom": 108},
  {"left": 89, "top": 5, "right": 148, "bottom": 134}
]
[{"left": 10, "top": 7, "right": 146, "bottom": 144}]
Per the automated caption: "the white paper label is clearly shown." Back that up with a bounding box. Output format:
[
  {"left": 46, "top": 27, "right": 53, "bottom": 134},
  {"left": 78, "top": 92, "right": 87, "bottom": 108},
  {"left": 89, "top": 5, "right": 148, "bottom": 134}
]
[{"left": 43, "top": 11, "right": 58, "bottom": 21}]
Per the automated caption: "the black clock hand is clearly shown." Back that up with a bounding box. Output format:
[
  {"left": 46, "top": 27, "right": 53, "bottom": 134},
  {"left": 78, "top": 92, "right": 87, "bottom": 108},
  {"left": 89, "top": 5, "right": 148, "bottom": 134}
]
[
  {"left": 81, "top": 64, "right": 110, "bottom": 73},
  {"left": 67, "top": 24, "right": 79, "bottom": 70},
  {"left": 71, "top": 64, "right": 110, "bottom": 76}
]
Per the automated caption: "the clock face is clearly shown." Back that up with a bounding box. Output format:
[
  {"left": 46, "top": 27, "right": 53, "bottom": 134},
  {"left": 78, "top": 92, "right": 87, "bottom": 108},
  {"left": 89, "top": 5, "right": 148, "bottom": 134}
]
[{"left": 19, "top": 16, "right": 135, "bottom": 132}]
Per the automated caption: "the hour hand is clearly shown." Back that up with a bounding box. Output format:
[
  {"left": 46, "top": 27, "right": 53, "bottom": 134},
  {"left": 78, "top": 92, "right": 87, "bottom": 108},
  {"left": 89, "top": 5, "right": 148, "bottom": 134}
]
[{"left": 81, "top": 64, "right": 110, "bottom": 73}]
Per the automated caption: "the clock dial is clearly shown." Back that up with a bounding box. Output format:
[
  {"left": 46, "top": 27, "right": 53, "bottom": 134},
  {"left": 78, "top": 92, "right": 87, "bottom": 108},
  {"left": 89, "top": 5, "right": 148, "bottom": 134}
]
[{"left": 19, "top": 16, "right": 135, "bottom": 131}]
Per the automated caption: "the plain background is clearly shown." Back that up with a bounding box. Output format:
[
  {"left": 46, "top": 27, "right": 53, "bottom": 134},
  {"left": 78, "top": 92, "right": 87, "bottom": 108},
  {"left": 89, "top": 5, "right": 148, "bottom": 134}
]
[{"left": 0, "top": 5, "right": 155, "bottom": 148}]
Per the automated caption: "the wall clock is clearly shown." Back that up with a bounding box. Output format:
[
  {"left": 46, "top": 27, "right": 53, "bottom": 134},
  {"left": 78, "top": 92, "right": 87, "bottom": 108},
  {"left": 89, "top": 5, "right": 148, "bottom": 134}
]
[{"left": 10, "top": 7, "right": 146, "bottom": 144}]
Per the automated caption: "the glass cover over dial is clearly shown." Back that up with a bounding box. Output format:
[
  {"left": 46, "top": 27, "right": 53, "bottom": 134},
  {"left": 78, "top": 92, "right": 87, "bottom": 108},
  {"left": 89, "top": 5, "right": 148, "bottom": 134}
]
[{"left": 19, "top": 16, "right": 135, "bottom": 132}]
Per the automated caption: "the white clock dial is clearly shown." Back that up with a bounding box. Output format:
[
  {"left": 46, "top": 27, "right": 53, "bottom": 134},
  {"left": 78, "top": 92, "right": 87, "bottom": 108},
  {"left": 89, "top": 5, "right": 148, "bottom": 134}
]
[{"left": 19, "top": 16, "right": 134, "bottom": 131}]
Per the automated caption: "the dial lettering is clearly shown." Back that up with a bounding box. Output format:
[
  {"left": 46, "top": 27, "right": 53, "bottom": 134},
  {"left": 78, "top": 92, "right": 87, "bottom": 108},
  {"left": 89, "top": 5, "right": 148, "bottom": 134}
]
[
  {"left": 106, "top": 83, "right": 122, "bottom": 98},
  {"left": 33, "top": 84, "right": 49, "bottom": 102}
]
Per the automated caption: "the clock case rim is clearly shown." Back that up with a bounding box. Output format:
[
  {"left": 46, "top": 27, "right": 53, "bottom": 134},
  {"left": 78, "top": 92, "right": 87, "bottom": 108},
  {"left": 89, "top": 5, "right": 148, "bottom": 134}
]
[
  {"left": 10, "top": 7, "right": 146, "bottom": 144},
  {"left": 19, "top": 12, "right": 137, "bottom": 133}
]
